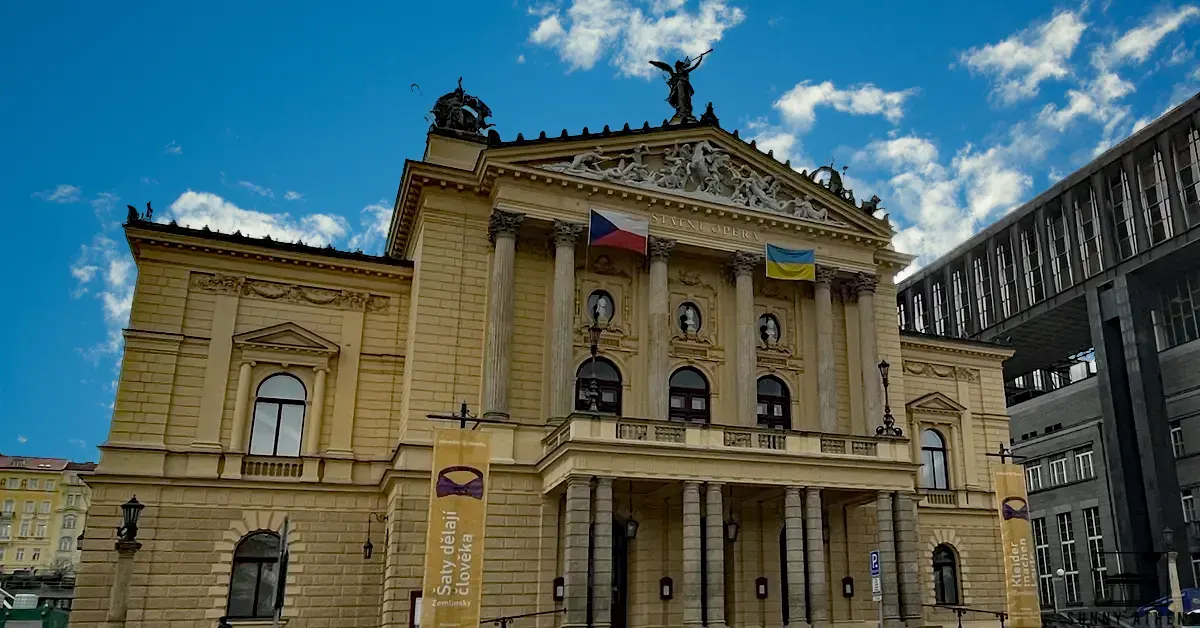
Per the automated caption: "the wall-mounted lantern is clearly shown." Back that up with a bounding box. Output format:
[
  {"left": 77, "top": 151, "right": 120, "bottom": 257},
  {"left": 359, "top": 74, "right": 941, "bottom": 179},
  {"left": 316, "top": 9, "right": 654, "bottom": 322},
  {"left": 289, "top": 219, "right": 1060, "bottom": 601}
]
[
  {"left": 756, "top": 577, "right": 769, "bottom": 599},
  {"left": 553, "top": 577, "right": 565, "bottom": 602},
  {"left": 659, "top": 577, "right": 674, "bottom": 600}
]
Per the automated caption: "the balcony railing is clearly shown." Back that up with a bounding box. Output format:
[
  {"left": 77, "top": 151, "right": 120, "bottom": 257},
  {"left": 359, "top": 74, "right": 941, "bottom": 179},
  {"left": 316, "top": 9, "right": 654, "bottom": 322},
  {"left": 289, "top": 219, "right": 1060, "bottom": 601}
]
[{"left": 544, "top": 414, "right": 909, "bottom": 462}]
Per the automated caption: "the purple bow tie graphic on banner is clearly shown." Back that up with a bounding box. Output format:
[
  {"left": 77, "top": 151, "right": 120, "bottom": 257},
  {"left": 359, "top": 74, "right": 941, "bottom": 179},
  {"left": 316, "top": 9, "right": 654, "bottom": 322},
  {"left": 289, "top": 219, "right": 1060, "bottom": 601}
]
[
  {"left": 1001, "top": 497, "right": 1029, "bottom": 521},
  {"left": 436, "top": 465, "right": 485, "bottom": 499}
]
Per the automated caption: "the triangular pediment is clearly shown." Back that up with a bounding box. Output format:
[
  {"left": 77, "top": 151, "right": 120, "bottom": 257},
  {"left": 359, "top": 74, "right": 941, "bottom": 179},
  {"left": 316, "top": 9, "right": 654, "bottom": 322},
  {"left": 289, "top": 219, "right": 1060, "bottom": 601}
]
[
  {"left": 233, "top": 322, "right": 339, "bottom": 354},
  {"left": 484, "top": 124, "right": 892, "bottom": 238},
  {"left": 906, "top": 392, "right": 967, "bottom": 414}
]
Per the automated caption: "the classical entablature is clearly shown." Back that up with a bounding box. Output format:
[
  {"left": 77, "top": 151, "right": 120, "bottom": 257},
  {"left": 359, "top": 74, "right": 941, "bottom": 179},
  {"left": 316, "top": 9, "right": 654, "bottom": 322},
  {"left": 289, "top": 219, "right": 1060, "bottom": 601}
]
[
  {"left": 386, "top": 121, "right": 908, "bottom": 271},
  {"left": 232, "top": 322, "right": 340, "bottom": 370}
]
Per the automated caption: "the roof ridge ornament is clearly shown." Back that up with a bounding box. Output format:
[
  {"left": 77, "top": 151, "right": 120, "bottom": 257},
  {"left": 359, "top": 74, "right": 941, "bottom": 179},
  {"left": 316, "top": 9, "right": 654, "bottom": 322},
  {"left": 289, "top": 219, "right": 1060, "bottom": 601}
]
[{"left": 649, "top": 49, "right": 712, "bottom": 125}]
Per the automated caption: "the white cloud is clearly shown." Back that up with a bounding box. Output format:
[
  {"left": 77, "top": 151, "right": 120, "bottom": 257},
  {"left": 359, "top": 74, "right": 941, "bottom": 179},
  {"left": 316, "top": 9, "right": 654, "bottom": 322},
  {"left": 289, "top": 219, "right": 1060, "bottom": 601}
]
[
  {"left": 163, "top": 140, "right": 182, "bottom": 155},
  {"left": 1096, "top": 6, "right": 1200, "bottom": 67},
  {"left": 860, "top": 136, "right": 939, "bottom": 172},
  {"left": 348, "top": 200, "right": 394, "bottom": 254},
  {"left": 141, "top": 176, "right": 158, "bottom": 185},
  {"left": 33, "top": 184, "right": 81, "bottom": 203},
  {"left": 238, "top": 180, "right": 274, "bottom": 198},
  {"left": 90, "top": 192, "right": 120, "bottom": 224},
  {"left": 164, "top": 190, "right": 349, "bottom": 245},
  {"left": 529, "top": 0, "right": 744, "bottom": 77},
  {"left": 958, "top": 11, "right": 1087, "bottom": 104},
  {"left": 774, "top": 81, "right": 916, "bottom": 131},
  {"left": 69, "top": 438, "right": 87, "bottom": 448},
  {"left": 517, "top": 54, "right": 526, "bottom": 64},
  {"left": 17, "top": 435, "right": 27, "bottom": 444},
  {"left": 71, "top": 234, "right": 136, "bottom": 360},
  {"left": 284, "top": 190, "right": 303, "bottom": 201}
]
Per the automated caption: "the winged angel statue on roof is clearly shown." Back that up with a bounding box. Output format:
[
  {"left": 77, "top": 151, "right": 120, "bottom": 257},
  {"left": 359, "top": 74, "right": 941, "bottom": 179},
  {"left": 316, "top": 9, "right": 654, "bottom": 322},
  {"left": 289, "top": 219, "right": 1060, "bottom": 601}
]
[{"left": 649, "top": 49, "right": 711, "bottom": 124}]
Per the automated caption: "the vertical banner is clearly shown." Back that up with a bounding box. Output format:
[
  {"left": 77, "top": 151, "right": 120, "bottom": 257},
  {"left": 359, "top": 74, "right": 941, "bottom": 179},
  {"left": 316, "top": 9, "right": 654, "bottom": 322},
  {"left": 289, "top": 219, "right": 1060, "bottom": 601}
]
[
  {"left": 994, "top": 464, "right": 1043, "bottom": 628},
  {"left": 421, "top": 429, "right": 492, "bottom": 628}
]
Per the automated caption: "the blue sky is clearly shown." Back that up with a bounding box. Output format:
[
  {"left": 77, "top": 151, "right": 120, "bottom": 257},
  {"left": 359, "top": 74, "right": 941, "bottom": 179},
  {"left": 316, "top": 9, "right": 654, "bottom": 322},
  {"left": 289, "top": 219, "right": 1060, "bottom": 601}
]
[{"left": 1, "top": 1, "right": 1197, "bottom": 460}]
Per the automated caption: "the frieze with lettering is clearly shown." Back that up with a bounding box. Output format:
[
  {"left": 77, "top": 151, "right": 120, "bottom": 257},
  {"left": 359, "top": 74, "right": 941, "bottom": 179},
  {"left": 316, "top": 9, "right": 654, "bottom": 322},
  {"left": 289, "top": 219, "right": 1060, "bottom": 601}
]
[{"left": 651, "top": 213, "right": 761, "bottom": 242}]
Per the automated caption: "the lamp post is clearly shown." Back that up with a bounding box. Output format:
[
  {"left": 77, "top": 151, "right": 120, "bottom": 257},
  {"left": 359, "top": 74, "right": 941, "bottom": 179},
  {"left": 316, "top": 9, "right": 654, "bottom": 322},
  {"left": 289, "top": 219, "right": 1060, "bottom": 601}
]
[
  {"left": 1165, "top": 527, "right": 1184, "bottom": 618},
  {"left": 106, "top": 495, "right": 146, "bottom": 626},
  {"left": 1052, "top": 568, "right": 1064, "bottom": 615},
  {"left": 585, "top": 323, "right": 603, "bottom": 412},
  {"left": 875, "top": 360, "right": 903, "bottom": 436}
]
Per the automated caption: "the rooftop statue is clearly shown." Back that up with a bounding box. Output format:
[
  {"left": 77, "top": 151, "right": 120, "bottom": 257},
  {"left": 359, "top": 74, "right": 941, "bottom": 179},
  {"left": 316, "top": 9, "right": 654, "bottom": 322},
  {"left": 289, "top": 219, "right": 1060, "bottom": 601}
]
[
  {"left": 430, "top": 77, "right": 494, "bottom": 136},
  {"left": 649, "top": 50, "right": 711, "bottom": 124}
]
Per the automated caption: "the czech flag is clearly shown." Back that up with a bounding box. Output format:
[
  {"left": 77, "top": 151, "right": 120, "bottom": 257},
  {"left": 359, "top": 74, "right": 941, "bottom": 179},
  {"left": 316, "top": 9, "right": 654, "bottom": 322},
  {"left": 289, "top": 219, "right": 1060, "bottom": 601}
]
[
  {"left": 764, "top": 244, "right": 816, "bottom": 281},
  {"left": 589, "top": 208, "right": 648, "bottom": 255}
]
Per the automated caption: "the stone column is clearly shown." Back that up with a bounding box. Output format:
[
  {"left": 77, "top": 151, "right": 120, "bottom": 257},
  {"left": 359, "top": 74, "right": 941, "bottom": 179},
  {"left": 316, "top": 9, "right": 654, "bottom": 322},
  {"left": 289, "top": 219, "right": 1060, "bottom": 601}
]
[
  {"left": 482, "top": 209, "right": 525, "bottom": 420},
  {"left": 705, "top": 483, "right": 728, "bottom": 628},
  {"left": 228, "top": 361, "right": 255, "bottom": 452},
  {"left": 815, "top": 266, "right": 839, "bottom": 432},
  {"left": 895, "top": 493, "right": 923, "bottom": 627},
  {"left": 731, "top": 252, "right": 761, "bottom": 427},
  {"left": 784, "top": 487, "right": 807, "bottom": 626},
  {"left": 855, "top": 273, "right": 881, "bottom": 435},
  {"left": 551, "top": 220, "right": 585, "bottom": 418},
  {"left": 302, "top": 367, "right": 328, "bottom": 456},
  {"left": 593, "top": 478, "right": 614, "bottom": 628},
  {"left": 805, "top": 488, "right": 828, "bottom": 625},
  {"left": 682, "top": 481, "right": 703, "bottom": 627},
  {"left": 563, "top": 476, "right": 592, "bottom": 628},
  {"left": 648, "top": 237, "right": 676, "bottom": 420},
  {"left": 876, "top": 492, "right": 902, "bottom": 628},
  {"left": 105, "top": 540, "right": 141, "bottom": 625}
]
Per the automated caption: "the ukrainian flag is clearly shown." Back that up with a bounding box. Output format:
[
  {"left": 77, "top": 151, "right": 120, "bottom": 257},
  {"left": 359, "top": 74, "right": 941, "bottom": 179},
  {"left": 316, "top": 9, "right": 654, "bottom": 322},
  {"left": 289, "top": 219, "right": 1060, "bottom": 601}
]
[{"left": 764, "top": 244, "right": 816, "bottom": 281}]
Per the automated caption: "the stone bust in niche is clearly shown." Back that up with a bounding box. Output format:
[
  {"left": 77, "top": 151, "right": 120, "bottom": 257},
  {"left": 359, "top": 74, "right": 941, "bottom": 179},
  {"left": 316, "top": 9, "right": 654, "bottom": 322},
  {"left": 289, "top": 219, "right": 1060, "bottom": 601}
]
[
  {"left": 678, "top": 302, "right": 701, "bottom": 334},
  {"left": 587, "top": 290, "right": 615, "bottom": 328},
  {"left": 759, "top": 314, "right": 780, "bottom": 347}
]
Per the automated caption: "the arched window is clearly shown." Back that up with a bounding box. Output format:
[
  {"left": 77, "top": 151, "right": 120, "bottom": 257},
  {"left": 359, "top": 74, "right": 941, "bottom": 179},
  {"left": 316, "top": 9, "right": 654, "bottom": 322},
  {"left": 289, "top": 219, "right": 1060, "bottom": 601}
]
[
  {"left": 58, "top": 536, "right": 72, "bottom": 551},
  {"left": 756, "top": 376, "right": 790, "bottom": 429},
  {"left": 921, "top": 429, "right": 950, "bottom": 489},
  {"left": 933, "top": 544, "right": 960, "bottom": 605},
  {"left": 62, "top": 515, "right": 76, "bottom": 530},
  {"left": 249, "top": 374, "right": 306, "bottom": 457},
  {"left": 575, "top": 358, "right": 623, "bottom": 414},
  {"left": 228, "top": 532, "right": 281, "bottom": 618},
  {"left": 669, "top": 367, "right": 710, "bottom": 423}
]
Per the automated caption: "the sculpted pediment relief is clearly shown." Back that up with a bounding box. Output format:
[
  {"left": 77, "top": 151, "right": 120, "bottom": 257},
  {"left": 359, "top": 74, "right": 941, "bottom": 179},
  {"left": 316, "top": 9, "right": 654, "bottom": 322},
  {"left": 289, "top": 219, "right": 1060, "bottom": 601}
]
[
  {"left": 906, "top": 392, "right": 967, "bottom": 415},
  {"left": 233, "top": 322, "right": 339, "bottom": 356}
]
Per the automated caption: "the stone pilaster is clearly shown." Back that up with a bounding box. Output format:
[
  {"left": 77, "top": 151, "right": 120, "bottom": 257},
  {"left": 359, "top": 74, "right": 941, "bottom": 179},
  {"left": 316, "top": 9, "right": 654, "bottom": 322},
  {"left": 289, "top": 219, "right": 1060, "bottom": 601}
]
[
  {"left": 815, "top": 266, "right": 839, "bottom": 433},
  {"left": 593, "top": 478, "right": 614, "bottom": 628},
  {"left": 302, "top": 367, "right": 328, "bottom": 456},
  {"left": 705, "top": 483, "right": 728, "bottom": 628},
  {"left": 563, "top": 476, "right": 592, "bottom": 628},
  {"left": 855, "top": 273, "right": 881, "bottom": 435},
  {"left": 731, "top": 251, "right": 761, "bottom": 427},
  {"left": 895, "top": 493, "right": 923, "bottom": 627},
  {"left": 105, "top": 540, "right": 141, "bottom": 624},
  {"left": 482, "top": 209, "right": 524, "bottom": 419},
  {"left": 805, "top": 487, "right": 828, "bottom": 625},
  {"left": 682, "top": 481, "right": 703, "bottom": 627},
  {"left": 551, "top": 220, "right": 584, "bottom": 418},
  {"left": 877, "top": 492, "right": 902, "bottom": 628},
  {"left": 648, "top": 237, "right": 676, "bottom": 420},
  {"left": 228, "top": 361, "right": 254, "bottom": 452},
  {"left": 784, "top": 487, "right": 808, "bottom": 626}
]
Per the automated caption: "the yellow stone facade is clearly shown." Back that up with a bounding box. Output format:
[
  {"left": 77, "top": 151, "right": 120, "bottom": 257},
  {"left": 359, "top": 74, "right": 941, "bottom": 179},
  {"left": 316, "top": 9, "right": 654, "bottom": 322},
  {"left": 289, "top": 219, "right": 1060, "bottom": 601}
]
[
  {"left": 0, "top": 456, "right": 93, "bottom": 573},
  {"left": 74, "top": 121, "right": 1016, "bottom": 628}
]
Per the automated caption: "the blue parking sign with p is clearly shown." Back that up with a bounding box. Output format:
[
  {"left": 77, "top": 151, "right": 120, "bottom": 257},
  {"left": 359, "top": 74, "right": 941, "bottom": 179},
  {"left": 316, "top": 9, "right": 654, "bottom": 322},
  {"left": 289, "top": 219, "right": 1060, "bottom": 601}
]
[{"left": 870, "top": 550, "right": 880, "bottom": 576}]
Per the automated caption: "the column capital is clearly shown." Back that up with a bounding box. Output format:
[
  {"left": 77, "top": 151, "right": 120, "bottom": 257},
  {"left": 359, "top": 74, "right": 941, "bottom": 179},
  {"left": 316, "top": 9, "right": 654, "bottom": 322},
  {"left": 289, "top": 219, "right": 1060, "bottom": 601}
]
[
  {"left": 566, "top": 474, "right": 592, "bottom": 487},
  {"left": 729, "top": 251, "right": 761, "bottom": 277},
  {"left": 595, "top": 476, "right": 614, "bottom": 487},
  {"left": 649, "top": 236, "right": 676, "bottom": 260},
  {"left": 816, "top": 265, "right": 838, "bottom": 284},
  {"left": 488, "top": 209, "right": 525, "bottom": 243},
  {"left": 854, "top": 272, "right": 880, "bottom": 294},
  {"left": 551, "top": 220, "right": 585, "bottom": 248}
]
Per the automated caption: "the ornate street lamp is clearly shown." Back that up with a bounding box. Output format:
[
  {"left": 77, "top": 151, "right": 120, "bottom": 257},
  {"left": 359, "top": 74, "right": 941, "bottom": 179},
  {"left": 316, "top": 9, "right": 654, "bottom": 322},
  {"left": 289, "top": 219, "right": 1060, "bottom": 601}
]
[
  {"left": 876, "top": 360, "right": 903, "bottom": 437},
  {"left": 117, "top": 496, "right": 145, "bottom": 543},
  {"left": 363, "top": 512, "right": 388, "bottom": 560},
  {"left": 585, "top": 323, "right": 604, "bottom": 412}
]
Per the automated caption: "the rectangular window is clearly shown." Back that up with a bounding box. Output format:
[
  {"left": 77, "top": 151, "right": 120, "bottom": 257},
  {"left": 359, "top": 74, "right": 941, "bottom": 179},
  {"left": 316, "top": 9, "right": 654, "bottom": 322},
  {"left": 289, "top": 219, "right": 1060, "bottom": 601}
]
[
  {"left": 973, "top": 255, "right": 993, "bottom": 329},
  {"left": 67, "top": 494, "right": 79, "bottom": 507},
  {"left": 1047, "top": 203, "right": 1073, "bottom": 291},
  {"left": 0, "top": 547, "right": 4, "bottom": 561},
  {"left": 1075, "top": 450, "right": 1094, "bottom": 480},
  {"left": 1173, "top": 123, "right": 1200, "bottom": 226},
  {"left": 952, "top": 268, "right": 970, "bottom": 336},
  {"left": 1184, "top": 491, "right": 1196, "bottom": 524},
  {"left": 27, "top": 479, "right": 38, "bottom": 490},
  {"left": 1193, "top": 555, "right": 1200, "bottom": 588},
  {"left": 23, "top": 500, "right": 34, "bottom": 514},
  {"left": 1152, "top": 269, "right": 1200, "bottom": 350},
  {"left": 39, "top": 501, "right": 50, "bottom": 514},
  {"left": 2, "top": 499, "right": 13, "bottom": 513},
  {"left": 997, "top": 241, "right": 1018, "bottom": 318},
  {"left": 913, "top": 292, "right": 928, "bottom": 333},
  {"left": 932, "top": 281, "right": 949, "bottom": 335},
  {"left": 1084, "top": 507, "right": 1109, "bottom": 601},
  {"left": 1137, "top": 148, "right": 1174, "bottom": 245},
  {"left": 35, "top": 523, "right": 45, "bottom": 538},
  {"left": 19, "top": 521, "right": 30, "bottom": 537},
  {"left": 1075, "top": 186, "right": 1104, "bottom": 277},
  {"left": 897, "top": 302, "right": 908, "bottom": 329},
  {"left": 44, "top": 480, "right": 54, "bottom": 492},
  {"left": 15, "top": 548, "right": 24, "bottom": 561},
  {"left": 1174, "top": 423, "right": 1186, "bottom": 458},
  {"left": 1058, "top": 512, "right": 1080, "bottom": 604},
  {"left": 1021, "top": 226, "right": 1045, "bottom": 304},
  {"left": 1034, "top": 517, "right": 1056, "bottom": 608},
  {"left": 5, "top": 478, "right": 17, "bottom": 489},
  {"left": 1026, "top": 464, "right": 1043, "bottom": 492},
  {"left": 1107, "top": 167, "right": 1138, "bottom": 259},
  {"left": 1050, "top": 454, "right": 1069, "bottom": 485},
  {"left": 0, "top": 524, "right": 9, "bottom": 539},
  {"left": 31, "top": 548, "right": 39, "bottom": 562}
]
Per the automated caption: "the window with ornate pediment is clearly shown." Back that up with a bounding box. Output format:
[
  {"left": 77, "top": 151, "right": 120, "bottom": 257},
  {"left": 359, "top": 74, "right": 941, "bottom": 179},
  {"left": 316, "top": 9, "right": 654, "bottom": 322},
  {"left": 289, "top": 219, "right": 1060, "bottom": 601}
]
[
  {"left": 906, "top": 391, "right": 968, "bottom": 492},
  {"left": 250, "top": 374, "right": 307, "bottom": 457}
]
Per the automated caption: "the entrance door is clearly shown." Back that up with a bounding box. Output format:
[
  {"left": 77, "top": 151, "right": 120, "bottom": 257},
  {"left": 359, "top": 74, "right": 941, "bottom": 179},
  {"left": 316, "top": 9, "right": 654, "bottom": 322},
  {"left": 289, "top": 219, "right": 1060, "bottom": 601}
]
[{"left": 613, "top": 519, "right": 630, "bottom": 628}]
